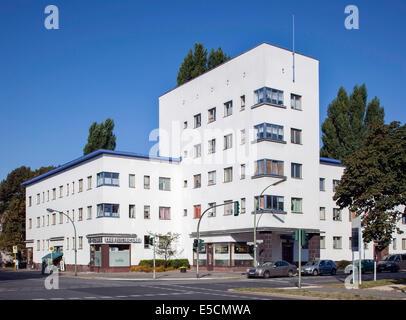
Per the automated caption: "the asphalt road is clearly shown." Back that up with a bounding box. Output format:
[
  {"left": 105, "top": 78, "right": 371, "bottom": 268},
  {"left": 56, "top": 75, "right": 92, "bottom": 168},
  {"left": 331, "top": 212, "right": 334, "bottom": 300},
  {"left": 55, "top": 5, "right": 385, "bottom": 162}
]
[{"left": 0, "top": 270, "right": 405, "bottom": 300}]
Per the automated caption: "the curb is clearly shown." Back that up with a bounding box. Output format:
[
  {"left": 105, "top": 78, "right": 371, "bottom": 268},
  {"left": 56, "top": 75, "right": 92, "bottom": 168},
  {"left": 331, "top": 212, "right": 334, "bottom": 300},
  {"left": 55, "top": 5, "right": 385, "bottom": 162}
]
[{"left": 60, "top": 275, "right": 244, "bottom": 281}]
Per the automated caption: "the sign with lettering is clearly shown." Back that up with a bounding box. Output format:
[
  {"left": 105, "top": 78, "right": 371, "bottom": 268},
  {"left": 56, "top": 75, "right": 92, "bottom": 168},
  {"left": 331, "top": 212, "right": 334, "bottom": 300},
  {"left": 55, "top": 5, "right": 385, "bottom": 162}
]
[{"left": 88, "top": 236, "right": 142, "bottom": 244}]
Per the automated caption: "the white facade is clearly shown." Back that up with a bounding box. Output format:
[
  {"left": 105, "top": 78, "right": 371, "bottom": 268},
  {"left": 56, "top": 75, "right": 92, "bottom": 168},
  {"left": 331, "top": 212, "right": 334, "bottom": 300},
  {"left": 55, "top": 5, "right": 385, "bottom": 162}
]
[{"left": 24, "top": 43, "right": 406, "bottom": 270}]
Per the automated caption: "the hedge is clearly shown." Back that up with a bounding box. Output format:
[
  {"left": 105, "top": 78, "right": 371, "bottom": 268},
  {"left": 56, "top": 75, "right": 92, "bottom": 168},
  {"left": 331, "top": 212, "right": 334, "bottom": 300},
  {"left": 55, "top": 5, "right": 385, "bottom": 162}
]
[
  {"left": 138, "top": 259, "right": 190, "bottom": 269},
  {"left": 336, "top": 260, "right": 352, "bottom": 270}
]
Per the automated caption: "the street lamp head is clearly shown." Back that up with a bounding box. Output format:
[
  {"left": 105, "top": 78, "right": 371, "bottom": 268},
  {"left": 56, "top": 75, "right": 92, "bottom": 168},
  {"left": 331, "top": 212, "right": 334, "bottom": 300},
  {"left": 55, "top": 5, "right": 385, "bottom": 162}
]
[{"left": 46, "top": 208, "right": 54, "bottom": 213}]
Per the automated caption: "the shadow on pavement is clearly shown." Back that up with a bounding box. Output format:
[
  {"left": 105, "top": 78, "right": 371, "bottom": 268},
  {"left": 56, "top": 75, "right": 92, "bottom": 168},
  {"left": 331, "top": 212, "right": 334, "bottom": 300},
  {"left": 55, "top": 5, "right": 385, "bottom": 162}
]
[{"left": 0, "top": 270, "right": 46, "bottom": 281}]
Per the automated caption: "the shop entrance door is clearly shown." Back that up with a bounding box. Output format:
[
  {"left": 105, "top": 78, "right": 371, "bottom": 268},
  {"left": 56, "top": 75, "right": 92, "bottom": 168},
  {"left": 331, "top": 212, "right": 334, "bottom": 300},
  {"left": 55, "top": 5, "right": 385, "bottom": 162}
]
[
  {"left": 282, "top": 242, "right": 294, "bottom": 264},
  {"left": 206, "top": 244, "right": 214, "bottom": 271}
]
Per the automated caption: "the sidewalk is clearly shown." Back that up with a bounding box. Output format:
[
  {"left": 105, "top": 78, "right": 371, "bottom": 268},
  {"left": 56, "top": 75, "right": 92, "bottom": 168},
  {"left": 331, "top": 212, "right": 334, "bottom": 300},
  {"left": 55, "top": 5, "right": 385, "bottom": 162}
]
[{"left": 60, "top": 269, "right": 246, "bottom": 281}]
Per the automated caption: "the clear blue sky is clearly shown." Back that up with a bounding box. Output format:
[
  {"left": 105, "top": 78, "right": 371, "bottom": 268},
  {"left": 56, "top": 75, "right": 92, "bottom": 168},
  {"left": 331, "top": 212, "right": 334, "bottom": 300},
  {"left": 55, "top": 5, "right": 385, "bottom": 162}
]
[{"left": 0, "top": 0, "right": 405, "bottom": 181}]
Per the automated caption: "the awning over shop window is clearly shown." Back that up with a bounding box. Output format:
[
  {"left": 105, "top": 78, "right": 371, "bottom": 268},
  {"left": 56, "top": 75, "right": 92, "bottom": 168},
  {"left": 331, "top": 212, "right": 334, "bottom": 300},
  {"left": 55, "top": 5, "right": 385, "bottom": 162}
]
[{"left": 41, "top": 252, "right": 63, "bottom": 260}]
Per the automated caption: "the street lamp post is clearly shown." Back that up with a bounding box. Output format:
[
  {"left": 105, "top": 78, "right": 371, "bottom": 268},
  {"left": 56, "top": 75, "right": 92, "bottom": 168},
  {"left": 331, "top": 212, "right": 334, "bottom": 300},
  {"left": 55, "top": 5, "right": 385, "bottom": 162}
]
[
  {"left": 47, "top": 208, "right": 77, "bottom": 276},
  {"left": 253, "top": 177, "right": 286, "bottom": 267}
]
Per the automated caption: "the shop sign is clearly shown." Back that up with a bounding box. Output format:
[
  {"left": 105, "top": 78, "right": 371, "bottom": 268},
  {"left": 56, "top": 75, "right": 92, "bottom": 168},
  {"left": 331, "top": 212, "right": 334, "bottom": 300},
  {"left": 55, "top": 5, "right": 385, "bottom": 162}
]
[{"left": 88, "top": 236, "right": 142, "bottom": 244}]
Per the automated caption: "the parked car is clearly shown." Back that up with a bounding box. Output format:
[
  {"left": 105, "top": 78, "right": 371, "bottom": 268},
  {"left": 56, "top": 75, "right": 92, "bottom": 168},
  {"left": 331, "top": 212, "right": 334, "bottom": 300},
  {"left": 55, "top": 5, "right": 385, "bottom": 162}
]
[
  {"left": 300, "top": 259, "right": 337, "bottom": 276},
  {"left": 344, "top": 259, "right": 375, "bottom": 274},
  {"left": 377, "top": 254, "right": 406, "bottom": 273},
  {"left": 246, "top": 260, "right": 296, "bottom": 278}
]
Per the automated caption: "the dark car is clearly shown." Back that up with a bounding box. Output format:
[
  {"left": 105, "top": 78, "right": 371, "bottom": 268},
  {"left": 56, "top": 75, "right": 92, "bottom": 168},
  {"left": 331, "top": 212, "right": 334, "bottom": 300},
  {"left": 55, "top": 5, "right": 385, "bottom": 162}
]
[
  {"left": 377, "top": 254, "right": 406, "bottom": 273},
  {"left": 247, "top": 260, "right": 296, "bottom": 278},
  {"left": 345, "top": 259, "right": 375, "bottom": 274},
  {"left": 300, "top": 259, "right": 337, "bottom": 276}
]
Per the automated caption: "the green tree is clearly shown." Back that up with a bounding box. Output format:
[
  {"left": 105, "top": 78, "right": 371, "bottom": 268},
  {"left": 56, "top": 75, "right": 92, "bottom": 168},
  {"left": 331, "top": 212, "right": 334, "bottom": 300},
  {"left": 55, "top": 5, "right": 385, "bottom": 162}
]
[
  {"left": 83, "top": 118, "right": 116, "bottom": 155},
  {"left": 0, "top": 166, "right": 55, "bottom": 252},
  {"left": 320, "top": 84, "right": 384, "bottom": 162},
  {"left": 149, "top": 232, "right": 180, "bottom": 268},
  {"left": 334, "top": 121, "right": 406, "bottom": 249},
  {"left": 177, "top": 44, "right": 230, "bottom": 86}
]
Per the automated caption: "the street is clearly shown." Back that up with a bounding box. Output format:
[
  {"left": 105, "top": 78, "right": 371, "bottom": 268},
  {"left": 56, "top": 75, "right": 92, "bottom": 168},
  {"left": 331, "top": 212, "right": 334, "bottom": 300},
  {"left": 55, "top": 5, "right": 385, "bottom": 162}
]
[{"left": 1, "top": 270, "right": 405, "bottom": 300}]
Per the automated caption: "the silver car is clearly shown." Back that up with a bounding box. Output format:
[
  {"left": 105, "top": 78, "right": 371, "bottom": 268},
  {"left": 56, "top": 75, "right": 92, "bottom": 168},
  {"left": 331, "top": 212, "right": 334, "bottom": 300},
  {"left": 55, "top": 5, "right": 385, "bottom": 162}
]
[{"left": 247, "top": 260, "right": 296, "bottom": 278}]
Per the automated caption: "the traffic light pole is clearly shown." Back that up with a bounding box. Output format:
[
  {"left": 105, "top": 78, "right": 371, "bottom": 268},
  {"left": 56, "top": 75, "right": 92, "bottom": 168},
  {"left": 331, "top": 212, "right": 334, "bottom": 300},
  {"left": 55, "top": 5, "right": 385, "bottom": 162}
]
[
  {"left": 196, "top": 201, "right": 239, "bottom": 279},
  {"left": 298, "top": 229, "right": 302, "bottom": 289},
  {"left": 153, "top": 236, "right": 156, "bottom": 280}
]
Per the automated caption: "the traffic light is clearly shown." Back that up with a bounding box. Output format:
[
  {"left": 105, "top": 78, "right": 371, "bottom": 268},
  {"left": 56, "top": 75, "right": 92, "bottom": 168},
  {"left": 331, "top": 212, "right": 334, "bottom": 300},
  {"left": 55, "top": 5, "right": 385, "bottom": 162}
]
[
  {"left": 234, "top": 201, "right": 240, "bottom": 216},
  {"left": 149, "top": 237, "right": 154, "bottom": 245},
  {"left": 301, "top": 230, "right": 307, "bottom": 248},
  {"left": 292, "top": 230, "right": 299, "bottom": 241},
  {"left": 193, "top": 239, "right": 198, "bottom": 251},
  {"left": 199, "top": 239, "right": 204, "bottom": 251}
]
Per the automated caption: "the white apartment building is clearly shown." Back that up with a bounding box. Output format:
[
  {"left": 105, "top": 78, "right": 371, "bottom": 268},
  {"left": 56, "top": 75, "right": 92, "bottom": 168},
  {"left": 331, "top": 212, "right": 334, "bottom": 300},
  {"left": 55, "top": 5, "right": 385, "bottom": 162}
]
[{"left": 23, "top": 43, "right": 406, "bottom": 271}]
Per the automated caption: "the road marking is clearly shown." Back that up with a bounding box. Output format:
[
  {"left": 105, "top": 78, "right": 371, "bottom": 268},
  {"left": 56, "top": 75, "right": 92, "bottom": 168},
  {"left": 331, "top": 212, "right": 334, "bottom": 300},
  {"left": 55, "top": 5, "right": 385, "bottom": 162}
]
[
  {"left": 99, "top": 296, "right": 112, "bottom": 299},
  {"left": 115, "top": 295, "right": 128, "bottom": 298},
  {"left": 84, "top": 297, "right": 97, "bottom": 299},
  {"left": 68, "top": 297, "right": 80, "bottom": 300}
]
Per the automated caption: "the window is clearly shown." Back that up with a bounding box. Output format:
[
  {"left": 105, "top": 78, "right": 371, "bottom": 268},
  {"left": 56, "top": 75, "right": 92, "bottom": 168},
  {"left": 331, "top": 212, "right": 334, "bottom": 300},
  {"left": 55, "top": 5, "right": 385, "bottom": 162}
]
[
  {"left": 320, "top": 236, "right": 326, "bottom": 249},
  {"left": 333, "top": 208, "right": 342, "bottom": 221},
  {"left": 37, "top": 240, "right": 40, "bottom": 251},
  {"left": 208, "top": 171, "right": 216, "bottom": 185},
  {"left": 46, "top": 215, "right": 48, "bottom": 226},
  {"left": 72, "top": 209, "right": 75, "bottom": 222},
  {"left": 58, "top": 186, "right": 62, "bottom": 198},
  {"left": 194, "top": 205, "right": 201, "bottom": 219},
  {"left": 42, "top": 192, "right": 45, "bottom": 203},
  {"left": 194, "top": 144, "right": 201, "bottom": 158},
  {"left": 87, "top": 206, "right": 92, "bottom": 220},
  {"left": 402, "top": 239, "right": 406, "bottom": 250},
  {"left": 159, "top": 207, "right": 171, "bottom": 220},
  {"left": 29, "top": 218, "right": 32, "bottom": 229},
  {"left": 291, "top": 94, "right": 302, "bottom": 110},
  {"left": 129, "top": 205, "right": 135, "bottom": 219},
  {"left": 255, "top": 159, "right": 284, "bottom": 177},
  {"left": 402, "top": 214, "right": 406, "bottom": 224},
  {"left": 87, "top": 176, "right": 92, "bottom": 190},
  {"left": 194, "top": 113, "right": 201, "bottom": 128},
  {"left": 183, "top": 150, "right": 188, "bottom": 158},
  {"left": 47, "top": 190, "right": 49, "bottom": 201},
  {"left": 320, "top": 207, "right": 326, "bottom": 220},
  {"left": 291, "top": 198, "right": 303, "bottom": 213},
  {"left": 97, "top": 204, "right": 120, "bottom": 218},
  {"left": 224, "top": 101, "right": 233, "bottom": 117},
  {"left": 240, "top": 95, "right": 245, "bottom": 110},
  {"left": 240, "top": 164, "right": 246, "bottom": 179},
  {"left": 144, "top": 206, "right": 150, "bottom": 219},
  {"left": 184, "top": 180, "right": 188, "bottom": 188},
  {"left": 291, "top": 163, "right": 302, "bottom": 179},
  {"left": 29, "top": 196, "right": 32, "bottom": 207},
  {"left": 333, "top": 237, "right": 342, "bottom": 249},
  {"left": 240, "top": 129, "right": 246, "bottom": 145},
  {"left": 67, "top": 184, "right": 69, "bottom": 196},
  {"left": 59, "top": 212, "right": 63, "bottom": 224},
  {"left": 183, "top": 209, "right": 187, "bottom": 217},
  {"left": 52, "top": 188, "right": 56, "bottom": 200},
  {"left": 392, "top": 238, "right": 397, "bottom": 250},
  {"left": 79, "top": 237, "right": 83, "bottom": 250},
  {"left": 66, "top": 210, "right": 69, "bottom": 223},
  {"left": 144, "top": 235, "right": 151, "bottom": 248},
  {"left": 79, "top": 179, "right": 83, "bottom": 192},
  {"left": 320, "top": 178, "right": 325, "bottom": 191},
  {"left": 72, "top": 182, "right": 75, "bottom": 194},
  {"left": 144, "top": 176, "right": 150, "bottom": 189},
  {"left": 333, "top": 180, "right": 340, "bottom": 192},
  {"left": 224, "top": 200, "right": 233, "bottom": 215},
  {"left": 254, "top": 123, "right": 284, "bottom": 142},
  {"left": 194, "top": 174, "right": 201, "bottom": 188},
  {"left": 241, "top": 198, "right": 246, "bottom": 213},
  {"left": 349, "top": 237, "right": 352, "bottom": 249},
  {"left": 52, "top": 213, "right": 56, "bottom": 225},
  {"left": 183, "top": 121, "right": 187, "bottom": 129},
  {"left": 37, "top": 217, "right": 40, "bottom": 228},
  {"left": 254, "top": 87, "right": 284, "bottom": 106},
  {"left": 208, "top": 139, "right": 216, "bottom": 154},
  {"left": 224, "top": 134, "right": 232, "bottom": 150},
  {"left": 224, "top": 167, "right": 233, "bottom": 183},
  {"left": 36, "top": 193, "right": 40, "bottom": 204},
  {"left": 97, "top": 172, "right": 119, "bottom": 187},
  {"left": 208, "top": 202, "right": 216, "bottom": 217},
  {"left": 255, "top": 195, "right": 284, "bottom": 212},
  {"left": 129, "top": 174, "right": 135, "bottom": 188},
  {"left": 291, "top": 128, "right": 302, "bottom": 144},
  {"left": 159, "top": 177, "right": 171, "bottom": 191},
  {"left": 208, "top": 108, "right": 216, "bottom": 123},
  {"left": 78, "top": 208, "right": 83, "bottom": 221}
]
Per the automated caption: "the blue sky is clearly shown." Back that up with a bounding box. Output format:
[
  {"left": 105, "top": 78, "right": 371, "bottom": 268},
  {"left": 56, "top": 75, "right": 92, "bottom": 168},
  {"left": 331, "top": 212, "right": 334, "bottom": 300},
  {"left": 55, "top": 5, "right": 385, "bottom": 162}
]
[{"left": 0, "top": 0, "right": 405, "bottom": 181}]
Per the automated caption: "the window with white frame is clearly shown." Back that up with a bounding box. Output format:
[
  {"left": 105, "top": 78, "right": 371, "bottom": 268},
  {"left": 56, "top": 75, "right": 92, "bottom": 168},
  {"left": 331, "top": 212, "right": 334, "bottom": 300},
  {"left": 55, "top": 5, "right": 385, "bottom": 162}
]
[
  {"left": 87, "top": 206, "right": 92, "bottom": 219},
  {"left": 208, "top": 202, "right": 216, "bottom": 217},
  {"left": 240, "top": 129, "right": 246, "bottom": 144},
  {"left": 240, "top": 95, "right": 245, "bottom": 110},
  {"left": 291, "top": 94, "right": 302, "bottom": 110},
  {"left": 37, "top": 193, "right": 40, "bottom": 204},
  {"left": 333, "top": 208, "right": 342, "bottom": 221},
  {"left": 194, "top": 174, "right": 201, "bottom": 188},
  {"left": 52, "top": 188, "right": 56, "bottom": 200},
  {"left": 208, "top": 139, "right": 216, "bottom": 154},
  {"left": 194, "top": 144, "right": 201, "bottom": 158},
  {"left": 129, "top": 174, "right": 135, "bottom": 188},
  {"left": 333, "top": 179, "right": 340, "bottom": 192},
  {"left": 37, "top": 217, "right": 40, "bottom": 228},
  {"left": 97, "top": 204, "right": 120, "bottom": 218},
  {"left": 59, "top": 212, "right": 63, "bottom": 224},
  {"left": 194, "top": 113, "right": 201, "bottom": 128},
  {"left": 291, "top": 198, "right": 303, "bottom": 213},
  {"left": 159, "top": 207, "right": 171, "bottom": 220},
  {"left": 320, "top": 207, "right": 326, "bottom": 220},
  {"left": 208, "top": 107, "right": 216, "bottom": 123},
  {"left": 183, "top": 121, "right": 187, "bottom": 129},
  {"left": 78, "top": 208, "right": 83, "bottom": 221},
  {"left": 144, "top": 205, "right": 150, "bottom": 219},
  {"left": 193, "top": 205, "right": 201, "bottom": 219},
  {"left": 184, "top": 180, "right": 188, "bottom": 188},
  {"left": 29, "top": 196, "right": 32, "bottom": 207},
  {"left": 79, "top": 237, "right": 83, "bottom": 250},
  {"left": 240, "top": 164, "right": 246, "bottom": 179},
  {"left": 291, "top": 163, "right": 302, "bottom": 179},
  {"left": 59, "top": 186, "right": 63, "bottom": 198},
  {"left": 144, "top": 175, "right": 150, "bottom": 189},
  {"left": 333, "top": 236, "right": 342, "bottom": 249},
  {"left": 224, "top": 134, "right": 232, "bottom": 150},
  {"left": 319, "top": 178, "right": 325, "bottom": 191},
  {"left": 183, "top": 209, "right": 187, "bottom": 217},
  {"left": 208, "top": 171, "right": 216, "bottom": 185},
  {"left": 291, "top": 128, "right": 302, "bottom": 144},
  {"left": 320, "top": 236, "right": 326, "bottom": 249},
  {"left": 67, "top": 183, "right": 69, "bottom": 196},
  {"left": 87, "top": 176, "right": 92, "bottom": 190},
  {"left": 97, "top": 172, "right": 119, "bottom": 187},
  {"left": 241, "top": 198, "right": 246, "bottom": 213},
  {"left": 224, "top": 200, "right": 233, "bottom": 215},
  {"left": 254, "top": 87, "right": 284, "bottom": 105},
  {"left": 159, "top": 177, "right": 170, "bottom": 191},
  {"left": 224, "top": 101, "right": 233, "bottom": 117},
  {"left": 79, "top": 179, "right": 83, "bottom": 192},
  {"left": 129, "top": 205, "right": 135, "bottom": 219},
  {"left": 224, "top": 167, "right": 233, "bottom": 183},
  {"left": 29, "top": 218, "right": 32, "bottom": 229}
]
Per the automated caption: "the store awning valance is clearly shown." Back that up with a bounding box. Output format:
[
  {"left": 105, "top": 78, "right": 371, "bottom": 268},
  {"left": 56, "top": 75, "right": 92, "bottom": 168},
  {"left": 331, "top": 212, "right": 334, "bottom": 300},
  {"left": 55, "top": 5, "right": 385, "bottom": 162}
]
[{"left": 41, "top": 252, "right": 63, "bottom": 260}]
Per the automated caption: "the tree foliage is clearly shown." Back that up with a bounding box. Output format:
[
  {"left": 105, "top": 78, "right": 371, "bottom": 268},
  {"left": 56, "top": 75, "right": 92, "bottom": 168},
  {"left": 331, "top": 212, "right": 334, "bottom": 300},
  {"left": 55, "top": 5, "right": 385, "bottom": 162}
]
[
  {"left": 177, "top": 43, "right": 230, "bottom": 86},
  {"left": 149, "top": 232, "right": 180, "bottom": 267},
  {"left": 320, "top": 84, "right": 384, "bottom": 163},
  {"left": 334, "top": 121, "right": 406, "bottom": 248},
  {"left": 83, "top": 118, "right": 116, "bottom": 155},
  {"left": 0, "top": 166, "right": 55, "bottom": 252}
]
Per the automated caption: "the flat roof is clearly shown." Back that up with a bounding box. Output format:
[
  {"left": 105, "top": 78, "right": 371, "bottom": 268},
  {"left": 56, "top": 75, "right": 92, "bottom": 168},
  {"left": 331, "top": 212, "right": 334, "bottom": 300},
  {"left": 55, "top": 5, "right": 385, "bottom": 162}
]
[
  {"left": 160, "top": 42, "right": 319, "bottom": 98},
  {"left": 320, "top": 157, "right": 345, "bottom": 166},
  {"left": 22, "top": 149, "right": 181, "bottom": 187}
]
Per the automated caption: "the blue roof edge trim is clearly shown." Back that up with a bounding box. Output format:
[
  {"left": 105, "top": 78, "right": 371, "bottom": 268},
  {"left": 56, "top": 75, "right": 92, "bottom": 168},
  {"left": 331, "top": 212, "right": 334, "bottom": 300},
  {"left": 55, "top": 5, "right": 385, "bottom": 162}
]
[
  {"left": 319, "top": 157, "right": 343, "bottom": 165},
  {"left": 22, "top": 149, "right": 181, "bottom": 187}
]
